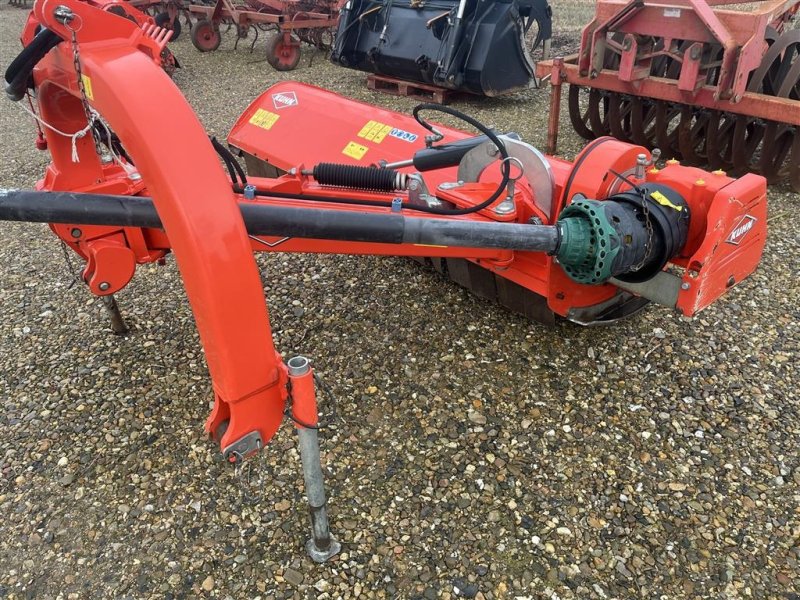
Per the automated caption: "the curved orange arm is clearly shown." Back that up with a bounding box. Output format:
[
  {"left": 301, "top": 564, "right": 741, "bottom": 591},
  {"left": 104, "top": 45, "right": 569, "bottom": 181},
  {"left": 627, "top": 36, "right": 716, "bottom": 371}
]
[{"left": 29, "top": 0, "right": 287, "bottom": 452}]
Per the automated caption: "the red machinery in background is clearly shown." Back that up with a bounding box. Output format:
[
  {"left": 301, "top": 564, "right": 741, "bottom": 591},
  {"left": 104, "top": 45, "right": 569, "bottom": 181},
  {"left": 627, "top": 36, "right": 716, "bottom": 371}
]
[
  {"left": 536, "top": 0, "right": 800, "bottom": 191},
  {"left": 126, "top": 0, "right": 192, "bottom": 41},
  {"left": 2, "top": 0, "right": 767, "bottom": 560},
  {"left": 187, "top": 0, "right": 340, "bottom": 70}
]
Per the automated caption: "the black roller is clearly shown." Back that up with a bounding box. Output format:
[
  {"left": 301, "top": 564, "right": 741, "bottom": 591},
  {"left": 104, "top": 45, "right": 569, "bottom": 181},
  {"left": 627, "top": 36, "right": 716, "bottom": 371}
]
[{"left": 312, "top": 163, "right": 407, "bottom": 192}]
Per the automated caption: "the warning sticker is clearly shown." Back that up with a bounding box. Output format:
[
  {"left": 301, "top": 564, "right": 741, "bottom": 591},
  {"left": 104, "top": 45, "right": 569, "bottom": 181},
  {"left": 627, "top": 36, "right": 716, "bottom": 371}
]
[
  {"left": 357, "top": 120, "right": 392, "bottom": 144},
  {"left": 249, "top": 108, "right": 280, "bottom": 130},
  {"left": 342, "top": 141, "right": 369, "bottom": 160},
  {"left": 81, "top": 75, "right": 94, "bottom": 101}
]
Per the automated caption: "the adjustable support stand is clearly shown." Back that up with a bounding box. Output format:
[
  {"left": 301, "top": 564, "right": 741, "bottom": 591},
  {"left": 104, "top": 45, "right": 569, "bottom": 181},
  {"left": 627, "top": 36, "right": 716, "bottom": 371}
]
[{"left": 287, "top": 356, "right": 341, "bottom": 563}]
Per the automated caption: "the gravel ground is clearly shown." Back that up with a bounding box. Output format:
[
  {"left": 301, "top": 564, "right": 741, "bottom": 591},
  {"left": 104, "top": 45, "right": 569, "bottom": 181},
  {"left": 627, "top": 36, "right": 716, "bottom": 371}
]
[{"left": 1, "top": 3, "right": 799, "bottom": 599}]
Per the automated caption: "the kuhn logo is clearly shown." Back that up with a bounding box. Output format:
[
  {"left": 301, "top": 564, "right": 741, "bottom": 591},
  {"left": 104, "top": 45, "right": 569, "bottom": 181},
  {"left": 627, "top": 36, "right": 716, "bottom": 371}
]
[
  {"left": 726, "top": 215, "right": 757, "bottom": 245},
  {"left": 271, "top": 92, "right": 298, "bottom": 109}
]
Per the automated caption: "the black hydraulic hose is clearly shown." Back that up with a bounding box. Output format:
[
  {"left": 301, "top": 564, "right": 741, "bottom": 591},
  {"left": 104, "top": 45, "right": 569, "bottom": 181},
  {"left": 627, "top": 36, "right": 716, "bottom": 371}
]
[
  {"left": 4, "top": 28, "right": 63, "bottom": 102},
  {"left": 411, "top": 104, "right": 510, "bottom": 215},
  {"left": 0, "top": 188, "right": 560, "bottom": 253},
  {"left": 210, "top": 137, "right": 247, "bottom": 187},
  {"left": 225, "top": 147, "right": 247, "bottom": 186},
  {"left": 212, "top": 137, "right": 240, "bottom": 186}
]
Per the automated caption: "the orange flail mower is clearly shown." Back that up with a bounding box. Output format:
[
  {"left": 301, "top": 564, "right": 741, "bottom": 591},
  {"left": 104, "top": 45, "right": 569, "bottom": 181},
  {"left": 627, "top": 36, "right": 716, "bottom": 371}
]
[{"left": 2, "top": 0, "right": 767, "bottom": 560}]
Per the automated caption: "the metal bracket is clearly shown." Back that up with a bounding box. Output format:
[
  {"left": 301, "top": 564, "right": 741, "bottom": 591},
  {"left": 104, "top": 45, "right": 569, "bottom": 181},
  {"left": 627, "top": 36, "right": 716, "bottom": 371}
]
[
  {"left": 222, "top": 430, "right": 263, "bottom": 463},
  {"left": 610, "top": 270, "right": 682, "bottom": 309},
  {"left": 457, "top": 135, "right": 555, "bottom": 220},
  {"left": 407, "top": 173, "right": 443, "bottom": 208}
]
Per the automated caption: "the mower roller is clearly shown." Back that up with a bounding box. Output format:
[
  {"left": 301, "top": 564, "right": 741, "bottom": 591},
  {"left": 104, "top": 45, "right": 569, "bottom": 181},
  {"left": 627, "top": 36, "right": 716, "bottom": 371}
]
[
  {"left": 3, "top": 0, "right": 768, "bottom": 559},
  {"left": 330, "top": 0, "right": 553, "bottom": 96},
  {"left": 537, "top": 0, "right": 800, "bottom": 191},
  {"left": 187, "top": 0, "right": 340, "bottom": 69}
]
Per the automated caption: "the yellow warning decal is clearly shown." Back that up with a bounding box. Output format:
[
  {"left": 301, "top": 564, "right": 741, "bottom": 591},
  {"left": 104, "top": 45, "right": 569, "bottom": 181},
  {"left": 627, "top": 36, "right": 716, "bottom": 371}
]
[
  {"left": 373, "top": 125, "right": 392, "bottom": 143},
  {"left": 81, "top": 75, "right": 94, "bottom": 101},
  {"left": 357, "top": 120, "right": 379, "bottom": 138},
  {"left": 249, "top": 108, "right": 280, "bottom": 130},
  {"left": 650, "top": 190, "right": 683, "bottom": 211},
  {"left": 357, "top": 120, "right": 392, "bottom": 144},
  {"left": 342, "top": 141, "right": 369, "bottom": 160}
]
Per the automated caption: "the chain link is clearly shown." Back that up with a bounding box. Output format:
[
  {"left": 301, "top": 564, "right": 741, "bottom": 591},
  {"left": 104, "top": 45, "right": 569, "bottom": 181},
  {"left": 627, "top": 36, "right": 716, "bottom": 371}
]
[
  {"left": 630, "top": 189, "right": 654, "bottom": 273},
  {"left": 68, "top": 25, "right": 102, "bottom": 150}
]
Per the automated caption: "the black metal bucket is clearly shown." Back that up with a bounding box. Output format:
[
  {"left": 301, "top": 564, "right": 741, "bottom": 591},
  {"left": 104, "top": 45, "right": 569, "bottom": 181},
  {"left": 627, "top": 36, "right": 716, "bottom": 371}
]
[{"left": 331, "top": 0, "right": 552, "bottom": 97}]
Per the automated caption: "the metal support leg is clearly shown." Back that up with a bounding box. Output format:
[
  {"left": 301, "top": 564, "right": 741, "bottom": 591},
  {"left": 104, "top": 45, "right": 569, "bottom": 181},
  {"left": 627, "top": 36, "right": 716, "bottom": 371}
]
[
  {"left": 287, "top": 356, "right": 341, "bottom": 563},
  {"left": 100, "top": 294, "right": 129, "bottom": 335},
  {"left": 546, "top": 57, "right": 564, "bottom": 156}
]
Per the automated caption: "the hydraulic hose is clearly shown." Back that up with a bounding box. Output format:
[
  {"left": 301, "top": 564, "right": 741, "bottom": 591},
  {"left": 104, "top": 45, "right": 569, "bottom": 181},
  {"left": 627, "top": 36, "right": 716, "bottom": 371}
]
[
  {"left": 4, "top": 28, "right": 63, "bottom": 102},
  {"left": 411, "top": 103, "right": 511, "bottom": 215}
]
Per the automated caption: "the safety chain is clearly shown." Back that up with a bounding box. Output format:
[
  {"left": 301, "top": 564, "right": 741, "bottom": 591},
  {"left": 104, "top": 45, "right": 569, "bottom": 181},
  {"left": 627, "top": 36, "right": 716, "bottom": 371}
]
[
  {"left": 630, "top": 190, "right": 655, "bottom": 273},
  {"left": 67, "top": 21, "right": 103, "bottom": 152},
  {"left": 608, "top": 168, "right": 655, "bottom": 274}
]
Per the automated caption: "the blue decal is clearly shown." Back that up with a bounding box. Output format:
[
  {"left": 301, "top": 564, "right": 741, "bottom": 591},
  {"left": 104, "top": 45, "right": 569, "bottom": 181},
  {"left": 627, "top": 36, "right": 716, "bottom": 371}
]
[{"left": 389, "top": 128, "right": 418, "bottom": 143}]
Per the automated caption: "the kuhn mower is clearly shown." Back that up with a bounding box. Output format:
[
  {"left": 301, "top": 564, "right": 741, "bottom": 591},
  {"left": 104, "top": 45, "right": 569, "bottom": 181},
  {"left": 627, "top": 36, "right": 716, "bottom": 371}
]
[
  {"left": 3, "top": 0, "right": 767, "bottom": 559},
  {"left": 536, "top": 0, "right": 800, "bottom": 191}
]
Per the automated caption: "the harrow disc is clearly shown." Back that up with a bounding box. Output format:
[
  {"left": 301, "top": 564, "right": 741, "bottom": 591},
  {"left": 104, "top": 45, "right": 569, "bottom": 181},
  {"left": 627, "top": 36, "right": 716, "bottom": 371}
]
[
  {"left": 565, "top": 27, "right": 800, "bottom": 191},
  {"left": 568, "top": 85, "right": 596, "bottom": 140},
  {"left": 629, "top": 97, "right": 658, "bottom": 147},
  {"left": 705, "top": 111, "right": 737, "bottom": 171},
  {"left": 677, "top": 106, "right": 711, "bottom": 165},
  {"left": 654, "top": 101, "right": 682, "bottom": 160},
  {"left": 731, "top": 29, "right": 800, "bottom": 182},
  {"left": 588, "top": 90, "right": 612, "bottom": 137},
  {"left": 608, "top": 94, "right": 634, "bottom": 142}
]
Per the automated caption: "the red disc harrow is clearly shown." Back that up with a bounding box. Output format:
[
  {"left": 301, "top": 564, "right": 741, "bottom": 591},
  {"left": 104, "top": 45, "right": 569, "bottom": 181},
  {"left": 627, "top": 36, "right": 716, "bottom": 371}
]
[{"left": 537, "top": 0, "right": 800, "bottom": 191}]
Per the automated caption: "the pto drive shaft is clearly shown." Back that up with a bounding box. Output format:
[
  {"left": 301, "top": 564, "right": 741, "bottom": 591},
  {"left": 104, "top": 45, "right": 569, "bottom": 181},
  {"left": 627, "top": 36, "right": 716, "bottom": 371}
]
[{"left": 0, "top": 184, "right": 689, "bottom": 284}]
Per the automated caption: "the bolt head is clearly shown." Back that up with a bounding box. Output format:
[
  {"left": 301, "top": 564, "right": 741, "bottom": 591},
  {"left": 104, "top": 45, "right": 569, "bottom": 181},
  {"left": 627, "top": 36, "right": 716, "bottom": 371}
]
[
  {"left": 70, "top": 228, "right": 82, "bottom": 238},
  {"left": 53, "top": 5, "right": 75, "bottom": 24},
  {"left": 680, "top": 282, "right": 690, "bottom": 290},
  {"left": 99, "top": 282, "right": 111, "bottom": 291}
]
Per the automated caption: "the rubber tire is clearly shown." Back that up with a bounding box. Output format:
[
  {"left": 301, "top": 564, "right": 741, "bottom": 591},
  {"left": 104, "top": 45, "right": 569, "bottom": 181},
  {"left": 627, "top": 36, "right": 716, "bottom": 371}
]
[
  {"left": 265, "top": 32, "right": 301, "bottom": 71},
  {"left": 191, "top": 19, "right": 222, "bottom": 52},
  {"left": 155, "top": 12, "right": 182, "bottom": 42}
]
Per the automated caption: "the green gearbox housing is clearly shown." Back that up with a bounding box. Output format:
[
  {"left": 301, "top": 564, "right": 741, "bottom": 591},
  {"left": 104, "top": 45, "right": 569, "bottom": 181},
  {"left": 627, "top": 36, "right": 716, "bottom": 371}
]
[{"left": 555, "top": 185, "right": 690, "bottom": 285}]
